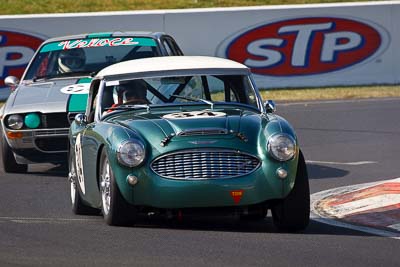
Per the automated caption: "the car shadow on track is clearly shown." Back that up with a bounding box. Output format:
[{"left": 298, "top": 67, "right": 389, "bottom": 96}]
[
  {"left": 0, "top": 152, "right": 68, "bottom": 177},
  {"left": 307, "top": 163, "right": 349, "bottom": 179},
  {"left": 28, "top": 163, "right": 68, "bottom": 177},
  {"left": 109, "top": 213, "right": 374, "bottom": 237}
]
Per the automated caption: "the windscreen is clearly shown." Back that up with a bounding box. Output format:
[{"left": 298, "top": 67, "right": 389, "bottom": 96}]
[
  {"left": 101, "top": 74, "right": 259, "bottom": 112},
  {"left": 24, "top": 37, "right": 160, "bottom": 80}
]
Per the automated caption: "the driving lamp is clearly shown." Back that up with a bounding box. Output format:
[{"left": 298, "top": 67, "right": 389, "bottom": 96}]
[
  {"left": 267, "top": 134, "right": 296, "bottom": 161},
  {"left": 7, "top": 114, "right": 24, "bottom": 130},
  {"left": 117, "top": 140, "right": 145, "bottom": 167}
]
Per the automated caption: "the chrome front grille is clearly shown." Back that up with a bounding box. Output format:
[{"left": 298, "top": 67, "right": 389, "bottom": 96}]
[
  {"left": 41, "top": 113, "right": 70, "bottom": 128},
  {"left": 33, "top": 128, "right": 69, "bottom": 137},
  {"left": 151, "top": 149, "right": 260, "bottom": 180}
]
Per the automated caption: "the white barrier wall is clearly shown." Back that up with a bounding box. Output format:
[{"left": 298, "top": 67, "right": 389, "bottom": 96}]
[{"left": 1, "top": 1, "right": 399, "bottom": 99}]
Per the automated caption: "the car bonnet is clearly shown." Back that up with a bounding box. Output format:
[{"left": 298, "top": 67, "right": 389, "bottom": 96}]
[
  {"left": 9, "top": 78, "right": 91, "bottom": 114},
  {"left": 110, "top": 107, "right": 263, "bottom": 147}
]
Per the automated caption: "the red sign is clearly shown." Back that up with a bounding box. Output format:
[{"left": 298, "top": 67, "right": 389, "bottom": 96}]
[
  {"left": 230, "top": 190, "right": 244, "bottom": 204},
  {"left": 0, "top": 30, "right": 44, "bottom": 88},
  {"left": 226, "top": 17, "right": 383, "bottom": 76}
]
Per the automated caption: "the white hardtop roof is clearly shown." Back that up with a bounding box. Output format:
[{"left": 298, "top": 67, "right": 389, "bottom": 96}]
[{"left": 96, "top": 56, "right": 249, "bottom": 78}]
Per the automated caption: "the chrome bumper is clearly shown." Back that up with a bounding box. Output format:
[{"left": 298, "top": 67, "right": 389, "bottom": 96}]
[{"left": 6, "top": 128, "right": 69, "bottom": 153}]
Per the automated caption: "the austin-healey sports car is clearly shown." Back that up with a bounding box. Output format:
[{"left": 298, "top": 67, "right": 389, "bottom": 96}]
[
  {"left": 68, "top": 56, "right": 310, "bottom": 231},
  {"left": 0, "top": 31, "right": 183, "bottom": 173}
]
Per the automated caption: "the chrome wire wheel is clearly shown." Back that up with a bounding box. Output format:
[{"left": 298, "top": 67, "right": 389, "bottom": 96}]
[
  {"left": 99, "top": 149, "right": 136, "bottom": 226},
  {"left": 69, "top": 161, "right": 77, "bottom": 206},
  {"left": 69, "top": 149, "right": 99, "bottom": 215},
  {"left": 100, "top": 157, "right": 111, "bottom": 216}
]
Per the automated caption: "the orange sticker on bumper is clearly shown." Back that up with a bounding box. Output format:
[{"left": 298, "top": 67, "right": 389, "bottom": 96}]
[{"left": 230, "top": 190, "right": 244, "bottom": 204}]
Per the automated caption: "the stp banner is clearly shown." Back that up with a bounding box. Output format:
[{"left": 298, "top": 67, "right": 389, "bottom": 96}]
[{"left": 1, "top": 1, "right": 399, "bottom": 99}]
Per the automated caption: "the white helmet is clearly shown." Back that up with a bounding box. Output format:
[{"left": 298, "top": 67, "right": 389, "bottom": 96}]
[{"left": 58, "top": 48, "right": 86, "bottom": 73}]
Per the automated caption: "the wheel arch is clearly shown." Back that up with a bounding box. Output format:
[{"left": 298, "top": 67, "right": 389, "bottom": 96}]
[{"left": 96, "top": 143, "right": 106, "bottom": 189}]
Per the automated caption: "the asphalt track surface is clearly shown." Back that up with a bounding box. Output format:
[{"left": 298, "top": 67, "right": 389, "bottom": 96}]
[{"left": 1, "top": 98, "right": 399, "bottom": 266}]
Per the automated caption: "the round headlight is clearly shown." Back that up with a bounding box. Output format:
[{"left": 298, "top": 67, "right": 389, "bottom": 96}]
[
  {"left": 267, "top": 134, "right": 296, "bottom": 161},
  {"left": 24, "top": 113, "right": 41, "bottom": 129},
  {"left": 7, "top": 114, "right": 24, "bottom": 130},
  {"left": 117, "top": 140, "right": 145, "bottom": 167}
]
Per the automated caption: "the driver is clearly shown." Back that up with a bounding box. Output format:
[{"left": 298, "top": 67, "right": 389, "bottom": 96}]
[
  {"left": 107, "top": 80, "right": 149, "bottom": 113},
  {"left": 58, "top": 48, "right": 86, "bottom": 73},
  {"left": 120, "top": 79, "right": 149, "bottom": 105}
]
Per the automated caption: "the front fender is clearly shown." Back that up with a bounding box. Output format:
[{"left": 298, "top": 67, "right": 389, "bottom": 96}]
[
  {"left": 262, "top": 114, "right": 299, "bottom": 197},
  {"left": 95, "top": 123, "right": 145, "bottom": 205}
]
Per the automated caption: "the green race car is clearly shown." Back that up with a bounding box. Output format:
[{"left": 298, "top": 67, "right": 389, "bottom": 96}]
[{"left": 68, "top": 56, "right": 310, "bottom": 231}]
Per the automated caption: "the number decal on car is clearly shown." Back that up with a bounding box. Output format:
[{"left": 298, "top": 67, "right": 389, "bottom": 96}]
[
  {"left": 60, "top": 83, "right": 90, "bottom": 94},
  {"left": 74, "top": 133, "right": 86, "bottom": 194},
  {"left": 163, "top": 111, "right": 226, "bottom": 119}
]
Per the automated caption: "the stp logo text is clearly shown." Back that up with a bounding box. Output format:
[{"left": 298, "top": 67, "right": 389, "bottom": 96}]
[
  {"left": 225, "top": 17, "right": 384, "bottom": 76},
  {"left": 0, "top": 30, "right": 44, "bottom": 88}
]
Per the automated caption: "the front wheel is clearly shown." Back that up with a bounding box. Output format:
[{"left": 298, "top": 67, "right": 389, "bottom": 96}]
[
  {"left": 1, "top": 134, "right": 27, "bottom": 173},
  {"left": 271, "top": 151, "right": 310, "bottom": 232},
  {"left": 69, "top": 150, "right": 99, "bottom": 215},
  {"left": 99, "top": 149, "right": 136, "bottom": 226}
]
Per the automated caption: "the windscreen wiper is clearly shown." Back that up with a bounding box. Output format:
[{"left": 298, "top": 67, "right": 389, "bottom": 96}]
[
  {"left": 106, "top": 104, "right": 150, "bottom": 112},
  {"left": 32, "top": 74, "right": 59, "bottom": 82},
  {"left": 170, "top": 94, "right": 214, "bottom": 109},
  {"left": 32, "top": 71, "right": 96, "bottom": 82}
]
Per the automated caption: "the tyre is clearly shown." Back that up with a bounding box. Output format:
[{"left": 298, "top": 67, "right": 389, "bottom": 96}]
[
  {"left": 99, "top": 149, "right": 136, "bottom": 226},
  {"left": 1, "top": 134, "right": 28, "bottom": 173},
  {"left": 271, "top": 151, "right": 310, "bottom": 232},
  {"left": 69, "top": 149, "right": 99, "bottom": 215}
]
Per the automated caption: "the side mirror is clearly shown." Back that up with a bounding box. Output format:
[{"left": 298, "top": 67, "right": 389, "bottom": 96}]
[
  {"left": 264, "top": 100, "right": 276, "bottom": 113},
  {"left": 74, "top": 113, "right": 87, "bottom": 126},
  {"left": 4, "top": 76, "right": 20, "bottom": 91}
]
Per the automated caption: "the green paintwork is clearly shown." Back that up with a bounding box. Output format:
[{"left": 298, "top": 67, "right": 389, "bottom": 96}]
[
  {"left": 132, "top": 37, "right": 158, "bottom": 47},
  {"left": 67, "top": 78, "right": 92, "bottom": 112},
  {"left": 87, "top": 32, "right": 113, "bottom": 38},
  {"left": 39, "top": 42, "right": 63, "bottom": 53},
  {"left": 68, "top": 94, "right": 88, "bottom": 112},
  {"left": 70, "top": 104, "right": 299, "bottom": 210},
  {"left": 77, "top": 78, "right": 92, "bottom": 84}
]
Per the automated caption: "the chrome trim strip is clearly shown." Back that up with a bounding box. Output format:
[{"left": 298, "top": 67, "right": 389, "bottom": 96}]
[
  {"left": 177, "top": 128, "right": 228, "bottom": 136},
  {"left": 6, "top": 128, "right": 69, "bottom": 153},
  {"left": 6, "top": 128, "right": 69, "bottom": 135}
]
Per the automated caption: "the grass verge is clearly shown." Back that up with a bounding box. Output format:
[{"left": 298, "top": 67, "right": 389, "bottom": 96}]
[
  {"left": 260, "top": 85, "right": 400, "bottom": 102},
  {"left": 0, "top": 0, "right": 371, "bottom": 15}
]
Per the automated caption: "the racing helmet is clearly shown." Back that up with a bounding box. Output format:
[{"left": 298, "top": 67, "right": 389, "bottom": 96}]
[
  {"left": 122, "top": 80, "right": 148, "bottom": 103},
  {"left": 58, "top": 48, "right": 86, "bottom": 73},
  {"left": 112, "top": 80, "right": 148, "bottom": 105}
]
